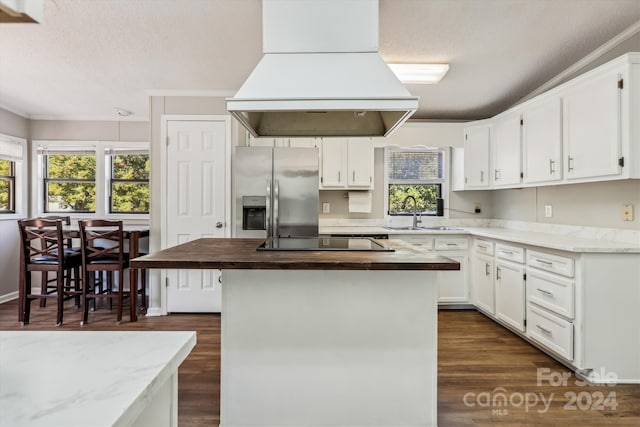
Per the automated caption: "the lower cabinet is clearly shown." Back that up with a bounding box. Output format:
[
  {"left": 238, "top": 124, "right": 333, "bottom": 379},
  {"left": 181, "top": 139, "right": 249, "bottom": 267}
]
[
  {"left": 471, "top": 239, "right": 495, "bottom": 314},
  {"left": 397, "top": 235, "right": 469, "bottom": 305},
  {"left": 469, "top": 237, "right": 640, "bottom": 383},
  {"left": 495, "top": 243, "right": 526, "bottom": 332}
]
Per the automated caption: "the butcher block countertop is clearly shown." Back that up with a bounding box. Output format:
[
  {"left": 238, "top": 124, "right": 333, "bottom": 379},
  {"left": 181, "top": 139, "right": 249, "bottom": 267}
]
[{"left": 130, "top": 238, "right": 460, "bottom": 271}]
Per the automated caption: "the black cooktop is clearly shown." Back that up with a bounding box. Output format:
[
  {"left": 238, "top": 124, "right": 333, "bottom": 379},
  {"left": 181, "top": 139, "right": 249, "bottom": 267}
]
[{"left": 257, "top": 237, "right": 395, "bottom": 252}]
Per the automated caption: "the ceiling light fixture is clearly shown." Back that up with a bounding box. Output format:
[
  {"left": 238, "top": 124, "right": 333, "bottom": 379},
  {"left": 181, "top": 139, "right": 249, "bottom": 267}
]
[
  {"left": 115, "top": 108, "right": 132, "bottom": 117},
  {"left": 387, "top": 63, "right": 450, "bottom": 84}
]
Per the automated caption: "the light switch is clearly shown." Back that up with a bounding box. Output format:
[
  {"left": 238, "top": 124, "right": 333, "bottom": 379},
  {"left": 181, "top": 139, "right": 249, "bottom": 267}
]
[
  {"left": 322, "top": 202, "right": 330, "bottom": 213},
  {"left": 545, "top": 205, "right": 553, "bottom": 218}
]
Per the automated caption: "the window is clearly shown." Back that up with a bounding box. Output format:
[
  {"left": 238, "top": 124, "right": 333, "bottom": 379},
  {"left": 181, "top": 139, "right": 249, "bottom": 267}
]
[
  {"left": 386, "top": 147, "right": 446, "bottom": 216},
  {"left": 0, "top": 135, "right": 25, "bottom": 216},
  {"left": 35, "top": 141, "right": 149, "bottom": 217},
  {"left": 43, "top": 150, "right": 97, "bottom": 213},
  {"left": 107, "top": 149, "right": 150, "bottom": 214},
  {"left": 0, "top": 159, "right": 15, "bottom": 213}
]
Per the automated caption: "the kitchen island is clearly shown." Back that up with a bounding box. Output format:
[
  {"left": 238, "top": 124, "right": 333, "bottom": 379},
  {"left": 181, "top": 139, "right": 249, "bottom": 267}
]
[{"left": 132, "top": 238, "right": 459, "bottom": 427}]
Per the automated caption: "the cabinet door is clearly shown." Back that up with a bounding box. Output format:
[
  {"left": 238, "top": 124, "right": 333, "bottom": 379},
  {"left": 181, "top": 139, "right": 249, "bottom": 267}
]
[
  {"left": 437, "top": 253, "right": 469, "bottom": 304},
  {"left": 492, "top": 113, "right": 522, "bottom": 187},
  {"left": 464, "top": 126, "right": 491, "bottom": 188},
  {"left": 495, "top": 260, "right": 526, "bottom": 332},
  {"left": 247, "top": 135, "right": 276, "bottom": 147},
  {"left": 347, "top": 138, "right": 374, "bottom": 188},
  {"left": 472, "top": 253, "right": 494, "bottom": 314},
  {"left": 523, "top": 96, "right": 563, "bottom": 184},
  {"left": 320, "top": 138, "right": 347, "bottom": 188},
  {"left": 563, "top": 66, "right": 624, "bottom": 180}
]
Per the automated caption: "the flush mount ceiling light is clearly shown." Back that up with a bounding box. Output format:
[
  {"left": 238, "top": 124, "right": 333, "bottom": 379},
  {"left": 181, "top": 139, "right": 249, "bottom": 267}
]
[
  {"left": 387, "top": 63, "right": 450, "bottom": 84},
  {"left": 115, "top": 108, "right": 132, "bottom": 117}
]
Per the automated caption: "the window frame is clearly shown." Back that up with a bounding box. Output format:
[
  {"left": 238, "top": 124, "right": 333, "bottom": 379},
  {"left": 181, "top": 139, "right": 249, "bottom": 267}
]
[
  {"left": 107, "top": 149, "right": 150, "bottom": 214},
  {"left": 0, "top": 133, "right": 27, "bottom": 220},
  {"left": 42, "top": 151, "right": 97, "bottom": 214},
  {"left": 33, "top": 140, "right": 150, "bottom": 220},
  {"left": 384, "top": 145, "right": 449, "bottom": 219},
  {"left": 0, "top": 159, "right": 16, "bottom": 214}
]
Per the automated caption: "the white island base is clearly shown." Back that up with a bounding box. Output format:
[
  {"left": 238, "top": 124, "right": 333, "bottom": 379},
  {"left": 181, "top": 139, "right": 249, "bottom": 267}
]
[{"left": 221, "top": 269, "right": 438, "bottom": 427}]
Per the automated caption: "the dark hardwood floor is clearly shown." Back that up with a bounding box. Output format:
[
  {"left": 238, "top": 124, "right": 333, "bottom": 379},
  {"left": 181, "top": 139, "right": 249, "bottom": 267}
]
[{"left": 2, "top": 300, "right": 639, "bottom": 426}]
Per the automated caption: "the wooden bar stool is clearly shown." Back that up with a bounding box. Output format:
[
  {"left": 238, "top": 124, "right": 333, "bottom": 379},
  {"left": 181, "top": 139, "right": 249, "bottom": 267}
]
[
  {"left": 18, "top": 218, "right": 83, "bottom": 326},
  {"left": 78, "top": 219, "right": 134, "bottom": 325}
]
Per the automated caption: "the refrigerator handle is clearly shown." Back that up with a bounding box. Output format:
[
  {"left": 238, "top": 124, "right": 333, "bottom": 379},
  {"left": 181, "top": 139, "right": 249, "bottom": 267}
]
[
  {"left": 274, "top": 179, "right": 280, "bottom": 238},
  {"left": 266, "top": 178, "right": 272, "bottom": 238}
]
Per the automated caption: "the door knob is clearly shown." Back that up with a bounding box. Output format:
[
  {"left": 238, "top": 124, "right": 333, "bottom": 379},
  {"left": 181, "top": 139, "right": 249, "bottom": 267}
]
[{"left": 216, "top": 221, "right": 223, "bottom": 229}]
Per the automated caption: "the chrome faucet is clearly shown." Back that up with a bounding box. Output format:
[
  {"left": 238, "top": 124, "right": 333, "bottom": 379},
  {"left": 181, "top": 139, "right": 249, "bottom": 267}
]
[{"left": 402, "top": 195, "right": 421, "bottom": 228}]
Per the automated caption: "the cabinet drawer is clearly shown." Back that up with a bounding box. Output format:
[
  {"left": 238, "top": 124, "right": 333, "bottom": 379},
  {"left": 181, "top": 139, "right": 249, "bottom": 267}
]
[
  {"left": 399, "top": 236, "right": 434, "bottom": 249},
  {"left": 435, "top": 237, "right": 469, "bottom": 250},
  {"left": 527, "top": 305, "right": 573, "bottom": 361},
  {"left": 495, "top": 243, "right": 525, "bottom": 263},
  {"left": 474, "top": 239, "right": 494, "bottom": 255},
  {"left": 526, "top": 250, "right": 574, "bottom": 277},
  {"left": 527, "top": 269, "right": 574, "bottom": 319}
]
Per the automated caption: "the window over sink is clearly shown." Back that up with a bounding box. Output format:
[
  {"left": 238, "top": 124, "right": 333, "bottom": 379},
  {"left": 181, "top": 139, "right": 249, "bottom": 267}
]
[{"left": 385, "top": 147, "right": 446, "bottom": 216}]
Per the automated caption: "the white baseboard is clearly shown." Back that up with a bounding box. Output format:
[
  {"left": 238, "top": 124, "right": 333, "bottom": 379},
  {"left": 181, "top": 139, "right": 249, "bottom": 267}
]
[
  {"left": 145, "top": 307, "right": 164, "bottom": 317},
  {"left": 0, "top": 291, "right": 19, "bottom": 304}
]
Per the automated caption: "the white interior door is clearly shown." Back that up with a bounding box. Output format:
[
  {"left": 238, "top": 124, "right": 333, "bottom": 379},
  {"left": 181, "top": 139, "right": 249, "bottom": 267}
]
[{"left": 165, "top": 119, "right": 228, "bottom": 312}]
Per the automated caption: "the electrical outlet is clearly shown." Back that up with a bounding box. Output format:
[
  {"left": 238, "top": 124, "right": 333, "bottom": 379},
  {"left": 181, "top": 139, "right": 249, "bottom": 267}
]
[
  {"left": 322, "top": 202, "right": 330, "bottom": 214},
  {"left": 623, "top": 204, "right": 634, "bottom": 221},
  {"left": 474, "top": 203, "right": 481, "bottom": 213},
  {"left": 545, "top": 205, "right": 553, "bottom": 218}
]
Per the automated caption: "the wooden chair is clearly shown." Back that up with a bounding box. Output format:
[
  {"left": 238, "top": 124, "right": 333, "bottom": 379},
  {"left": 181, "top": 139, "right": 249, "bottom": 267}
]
[
  {"left": 38, "top": 215, "right": 81, "bottom": 308},
  {"left": 18, "top": 218, "right": 83, "bottom": 326},
  {"left": 78, "top": 219, "right": 133, "bottom": 325}
]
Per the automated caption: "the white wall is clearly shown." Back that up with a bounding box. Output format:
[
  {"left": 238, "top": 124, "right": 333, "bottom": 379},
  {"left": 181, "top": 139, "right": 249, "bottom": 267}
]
[{"left": 0, "top": 108, "right": 29, "bottom": 301}]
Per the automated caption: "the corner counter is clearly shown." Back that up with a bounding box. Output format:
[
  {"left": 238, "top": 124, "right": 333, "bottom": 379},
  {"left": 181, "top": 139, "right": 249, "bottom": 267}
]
[{"left": 0, "top": 331, "right": 196, "bottom": 427}]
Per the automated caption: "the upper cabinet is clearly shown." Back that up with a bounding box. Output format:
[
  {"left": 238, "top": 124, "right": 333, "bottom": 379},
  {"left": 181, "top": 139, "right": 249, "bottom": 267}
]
[
  {"left": 492, "top": 111, "right": 522, "bottom": 187},
  {"left": 459, "top": 52, "right": 639, "bottom": 191},
  {"left": 320, "top": 138, "right": 374, "bottom": 189},
  {"left": 563, "top": 62, "right": 625, "bottom": 181},
  {"left": 522, "top": 95, "right": 563, "bottom": 184},
  {"left": 463, "top": 125, "right": 491, "bottom": 188}
]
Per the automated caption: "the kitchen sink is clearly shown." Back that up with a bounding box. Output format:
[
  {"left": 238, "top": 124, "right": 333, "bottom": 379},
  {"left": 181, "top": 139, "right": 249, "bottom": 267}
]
[{"left": 384, "top": 226, "right": 424, "bottom": 230}]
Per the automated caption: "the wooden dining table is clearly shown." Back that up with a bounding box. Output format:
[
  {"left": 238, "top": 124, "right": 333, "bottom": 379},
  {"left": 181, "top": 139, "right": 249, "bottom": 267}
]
[{"left": 18, "top": 224, "right": 150, "bottom": 324}]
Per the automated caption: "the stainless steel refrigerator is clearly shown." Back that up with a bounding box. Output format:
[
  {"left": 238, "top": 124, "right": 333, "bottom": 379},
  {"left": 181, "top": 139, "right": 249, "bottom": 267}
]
[{"left": 235, "top": 146, "right": 319, "bottom": 238}]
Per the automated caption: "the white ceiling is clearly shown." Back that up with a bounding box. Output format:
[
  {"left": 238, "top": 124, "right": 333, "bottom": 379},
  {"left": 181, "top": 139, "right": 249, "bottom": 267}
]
[{"left": 1, "top": 0, "right": 639, "bottom": 122}]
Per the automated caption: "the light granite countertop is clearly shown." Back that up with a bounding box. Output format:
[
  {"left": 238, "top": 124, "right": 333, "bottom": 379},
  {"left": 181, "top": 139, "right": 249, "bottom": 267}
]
[
  {"left": 0, "top": 331, "right": 196, "bottom": 427},
  {"left": 320, "top": 225, "right": 640, "bottom": 253}
]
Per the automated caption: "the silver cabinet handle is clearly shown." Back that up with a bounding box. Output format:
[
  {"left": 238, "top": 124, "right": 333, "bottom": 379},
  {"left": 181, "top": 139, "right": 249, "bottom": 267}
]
[
  {"left": 480, "top": 171, "right": 484, "bottom": 182},
  {"left": 338, "top": 170, "right": 341, "bottom": 183},
  {"left": 215, "top": 221, "right": 223, "bottom": 229},
  {"left": 446, "top": 243, "right": 458, "bottom": 246},
  {"left": 537, "top": 288, "right": 553, "bottom": 296},
  {"left": 496, "top": 266, "right": 501, "bottom": 280},
  {"left": 485, "top": 262, "right": 490, "bottom": 276},
  {"left": 477, "top": 244, "right": 488, "bottom": 249},
  {"left": 499, "top": 250, "right": 514, "bottom": 255},
  {"left": 494, "top": 169, "right": 500, "bottom": 180},
  {"left": 549, "top": 159, "right": 556, "bottom": 174},
  {"left": 353, "top": 170, "right": 355, "bottom": 182},
  {"left": 536, "top": 325, "right": 552, "bottom": 335},
  {"left": 536, "top": 259, "right": 553, "bottom": 266},
  {"left": 568, "top": 156, "right": 574, "bottom": 172}
]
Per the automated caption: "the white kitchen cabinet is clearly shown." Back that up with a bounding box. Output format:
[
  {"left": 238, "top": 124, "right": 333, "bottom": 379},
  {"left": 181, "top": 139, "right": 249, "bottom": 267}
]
[
  {"left": 522, "top": 95, "right": 563, "bottom": 184},
  {"left": 492, "top": 112, "right": 522, "bottom": 187},
  {"left": 471, "top": 252, "right": 495, "bottom": 314},
  {"left": 319, "top": 138, "right": 374, "bottom": 189},
  {"left": 288, "top": 137, "right": 320, "bottom": 148},
  {"left": 435, "top": 237, "right": 469, "bottom": 304},
  {"left": 247, "top": 135, "right": 320, "bottom": 148},
  {"left": 563, "top": 62, "right": 625, "bottom": 181},
  {"left": 247, "top": 135, "right": 277, "bottom": 147},
  {"left": 495, "top": 259, "right": 526, "bottom": 332},
  {"left": 463, "top": 125, "right": 491, "bottom": 188}
]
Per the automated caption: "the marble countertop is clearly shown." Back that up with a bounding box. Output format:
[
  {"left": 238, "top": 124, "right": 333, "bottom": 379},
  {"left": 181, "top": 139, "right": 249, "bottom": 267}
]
[
  {"left": 0, "top": 331, "right": 196, "bottom": 427},
  {"left": 321, "top": 226, "right": 640, "bottom": 253}
]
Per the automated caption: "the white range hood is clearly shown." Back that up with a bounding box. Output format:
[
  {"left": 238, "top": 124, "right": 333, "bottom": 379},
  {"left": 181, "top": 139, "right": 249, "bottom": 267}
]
[{"left": 226, "top": 0, "right": 418, "bottom": 138}]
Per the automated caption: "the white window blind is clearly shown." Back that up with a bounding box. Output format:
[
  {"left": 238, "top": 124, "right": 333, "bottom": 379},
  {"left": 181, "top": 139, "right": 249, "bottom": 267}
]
[
  {"left": 0, "top": 138, "right": 23, "bottom": 161},
  {"left": 37, "top": 145, "right": 96, "bottom": 155}
]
